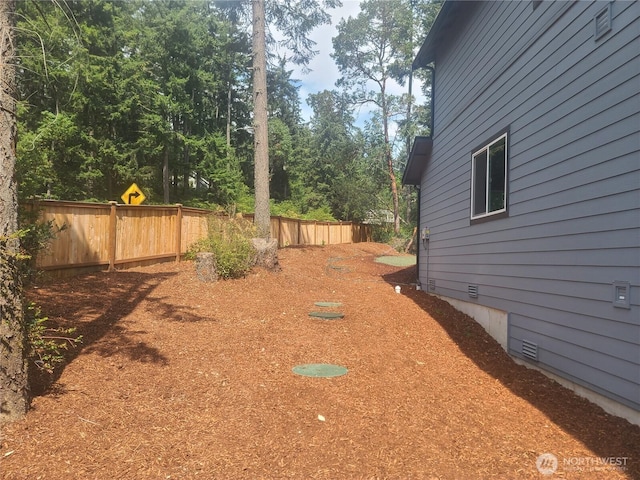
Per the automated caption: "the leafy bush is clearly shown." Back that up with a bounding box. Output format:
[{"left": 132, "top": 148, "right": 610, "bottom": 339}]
[
  {"left": 17, "top": 210, "right": 64, "bottom": 284},
  {"left": 25, "top": 302, "right": 82, "bottom": 374},
  {"left": 371, "top": 224, "right": 395, "bottom": 244},
  {"left": 269, "top": 200, "right": 300, "bottom": 219},
  {"left": 301, "top": 205, "right": 336, "bottom": 222},
  {"left": 186, "top": 215, "right": 256, "bottom": 279},
  {"left": 1, "top": 217, "right": 81, "bottom": 376},
  {"left": 270, "top": 200, "right": 336, "bottom": 222}
]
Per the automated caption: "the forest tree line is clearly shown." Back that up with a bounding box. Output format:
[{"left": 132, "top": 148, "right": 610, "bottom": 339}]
[{"left": 15, "top": 0, "right": 439, "bottom": 229}]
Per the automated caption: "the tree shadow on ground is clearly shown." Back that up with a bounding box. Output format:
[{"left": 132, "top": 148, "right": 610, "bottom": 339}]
[
  {"left": 26, "top": 269, "right": 195, "bottom": 396},
  {"left": 382, "top": 265, "right": 640, "bottom": 478},
  {"left": 149, "top": 294, "right": 219, "bottom": 323}
]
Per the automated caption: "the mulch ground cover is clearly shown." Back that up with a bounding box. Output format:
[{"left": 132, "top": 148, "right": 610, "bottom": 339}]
[{"left": 1, "top": 242, "right": 638, "bottom": 479}]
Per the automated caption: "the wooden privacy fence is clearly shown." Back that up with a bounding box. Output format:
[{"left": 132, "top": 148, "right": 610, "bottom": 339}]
[{"left": 25, "top": 200, "right": 371, "bottom": 277}]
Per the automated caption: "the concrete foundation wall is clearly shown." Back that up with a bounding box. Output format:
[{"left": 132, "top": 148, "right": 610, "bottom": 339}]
[
  {"left": 434, "top": 293, "right": 639, "bottom": 426},
  {"left": 435, "top": 295, "right": 508, "bottom": 351}
]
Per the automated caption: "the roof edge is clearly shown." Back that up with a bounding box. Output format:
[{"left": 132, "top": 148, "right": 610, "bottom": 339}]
[
  {"left": 413, "top": 1, "right": 474, "bottom": 69},
  {"left": 402, "top": 136, "right": 433, "bottom": 186}
]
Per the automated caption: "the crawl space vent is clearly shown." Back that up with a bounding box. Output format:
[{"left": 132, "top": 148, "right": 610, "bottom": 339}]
[
  {"left": 522, "top": 339, "right": 538, "bottom": 361},
  {"left": 468, "top": 285, "right": 478, "bottom": 298},
  {"left": 594, "top": 4, "right": 612, "bottom": 40},
  {"left": 428, "top": 279, "right": 436, "bottom": 291}
]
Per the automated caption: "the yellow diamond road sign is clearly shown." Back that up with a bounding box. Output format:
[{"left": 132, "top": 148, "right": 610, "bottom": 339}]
[{"left": 121, "top": 183, "right": 146, "bottom": 205}]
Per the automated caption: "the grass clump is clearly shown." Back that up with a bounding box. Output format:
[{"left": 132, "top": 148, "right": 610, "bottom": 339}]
[{"left": 186, "top": 215, "right": 256, "bottom": 279}]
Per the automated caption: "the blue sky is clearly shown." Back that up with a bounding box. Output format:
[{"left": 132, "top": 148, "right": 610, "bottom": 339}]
[
  {"left": 280, "top": 0, "right": 419, "bottom": 126},
  {"left": 290, "top": 0, "right": 362, "bottom": 121}
]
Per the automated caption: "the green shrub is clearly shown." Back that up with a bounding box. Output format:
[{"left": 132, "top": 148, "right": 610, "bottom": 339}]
[
  {"left": 25, "top": 302, "right": 82, "bottom": 374},
  {"left": 18, "top": 206, "right": 65, "bottom": 284},
  {"left": 186, "top": 215, "right": 256, "bottom": 279},
  {"left": 270, "top": 200, "right": 336, "bottom": 222},
  {"left": 371, "top": 224, "right": 395, "bottom": 244},
  {"left": 301, "top": 205, "right": 336, "bottom": 222},
  {"left": 1, "top": 221, "right": 81, "bottom": 376}
]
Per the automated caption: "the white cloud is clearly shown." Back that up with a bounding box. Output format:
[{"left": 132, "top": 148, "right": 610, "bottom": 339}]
[
  {"left": 281, "top": 0, "right": 424, "bottom": 127},
  {"left": 282, "top": 0, "right": 362, "bottom": 122}
]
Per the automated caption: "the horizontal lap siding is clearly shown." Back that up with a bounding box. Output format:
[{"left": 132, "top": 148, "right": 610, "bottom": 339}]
[{"left": 421, "top": 1, "right": 640, "bottom": 409}]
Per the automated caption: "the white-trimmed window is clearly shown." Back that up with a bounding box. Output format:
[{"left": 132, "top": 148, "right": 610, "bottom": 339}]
[{"left": 471, "top": 133, "right": 507, "bottom": 220}]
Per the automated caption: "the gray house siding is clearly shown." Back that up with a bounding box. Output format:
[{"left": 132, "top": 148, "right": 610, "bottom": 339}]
[{"left": 417, "top": 1, "right": 639, "bottom": 411}]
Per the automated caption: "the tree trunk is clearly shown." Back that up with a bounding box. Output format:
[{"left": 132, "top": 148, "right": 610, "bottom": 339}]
[
  {"left": 252, "top": 0, "right": 271, "bottom": 239},
  {"left": 163, "top": 145, "right": 170, "bottom": 204},
  {"left": 386, "top": 146, "right": 400, "bottom": 235},
  {"left": 226, "top": 82, "right": 232, "bottom": 159},
  {"left": 381, "top": 86, "right": 400, "bottom": 235},
  {"left": 0, "top": 0, "right": 29, "bottom": 423}
]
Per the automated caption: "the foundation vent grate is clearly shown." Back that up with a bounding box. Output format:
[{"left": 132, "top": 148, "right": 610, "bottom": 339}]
[
  {"left": 468, "top": 284, "right": 478, "bottom": 298},
  {"left": 428, "top": 279, "right": 436, "bottom": 291},
  {"left": 522, "top": 339, "right": 538, "bottom": 361}
]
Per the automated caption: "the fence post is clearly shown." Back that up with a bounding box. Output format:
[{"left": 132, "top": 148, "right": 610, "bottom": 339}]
[
  {"left": 314, "top": 221, "right": 318, "bottom": 245},
  {"left": 108, "top": 201, "right": 117, "bottom": 271},
  {"left": 175, "top": 204, "right": 183, "bottom": 262},
  {"left": 277, "top": 216, "right": 282, "bottom": 246}
]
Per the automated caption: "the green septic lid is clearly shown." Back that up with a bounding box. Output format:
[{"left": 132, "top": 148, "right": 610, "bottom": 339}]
[
  {"left": 309, "top": 311, "right": 344, "bottom": 320},
  {"left": 292, "top": 363, "right": 348, "bottom": 377},
  {"left": 314, "top": 301, "right": 343, "bottom": 308},
  {"left": 374, "top": 255, "right": 416, "bottom": 267}
]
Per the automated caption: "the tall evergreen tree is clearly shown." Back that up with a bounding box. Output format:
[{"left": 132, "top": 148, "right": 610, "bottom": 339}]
[
  {"left": 16, "top": 0, "right": 253, "bottom": 206},
  {"left": 307, "top": 89, "right": 384, "bottom": 222},
  {"left": 15, "top": 0, "right": 428, "bottom": 226},
  {"left": 218, "top": 0, "right": 340, "bottom": 237},
  {"left": 332, "top": 0, "right": 412, "bottom": 234},
  {"left": 332, "top": 0, "right": 441, "bottom": 234},
  {"left": 267, "top": 57, "right": 302, "bottom": 131},
  {"left": 251, "top": 0, "right": 270, "bottom": 238},
  {"left": 0, "top": 0, "right": 28, "bottom": 423}
]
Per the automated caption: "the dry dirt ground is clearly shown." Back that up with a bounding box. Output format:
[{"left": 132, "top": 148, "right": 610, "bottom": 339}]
[{"left": 1, "top": 242, "right": 639, "bottom": 479}]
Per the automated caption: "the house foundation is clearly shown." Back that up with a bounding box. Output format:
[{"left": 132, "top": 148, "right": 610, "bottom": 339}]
[
  {"left": 434, "top": 294, "right": 639, "bottom": 426},
  {"left": 434, "top": 295, "right": 509, "bottom": 351}
]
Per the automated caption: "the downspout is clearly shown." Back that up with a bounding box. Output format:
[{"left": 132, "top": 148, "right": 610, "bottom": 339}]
[
  {"left": 408, "top": 67, "right": 419, "bottom": 283},
  {"left": 425, "top": 65, "right": 435, "bottom": 139},
  {"left": 416, "top": 184, "right": 421, "bottom": 286},
  {"left": 424, "top": 65, "right": 435, "bottom": 290},
  {"left": 413, "top": 64, "right": 435, "bottom": 288}
]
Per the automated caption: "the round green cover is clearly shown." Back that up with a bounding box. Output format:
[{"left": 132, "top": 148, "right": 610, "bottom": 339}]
[
  {"left": 309, "top": 311, "right": 344, "bottom": 319},
  {"left": 292, "top": 363, "right": 348, "bottom": 377},
  {"left": 374, "top": 255, "right": 416, "bottom": 267},
  {"left": 314, "top": 301, "right": 343, "bottom": 308}
]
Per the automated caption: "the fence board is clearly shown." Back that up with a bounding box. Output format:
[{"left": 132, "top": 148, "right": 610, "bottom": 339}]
[
  {"left": 33, "top": 201, "right": 112, "bottom": 269},
  {"left": 276, "top": 217, "right": 299, "bottom": 247},
  {"left": 25, "top": 200, "right": 371, "bottom": 277},
  {"left": 299, "top": 222, "right": 314, "bottom": 246},
  {"left": 181, "top": 208, "right": 209, "bottom": 253},
  {"left": 115, "top": 206, "right": 177, "bottom": 263}
]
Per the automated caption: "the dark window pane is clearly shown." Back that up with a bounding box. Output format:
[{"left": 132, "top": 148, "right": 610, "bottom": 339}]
[
  {"left": 473, "top": 149, "right": 487, "bottom": 216},
  {"left": 489, "top": 137, "right": 506, "bottom": 212}
]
